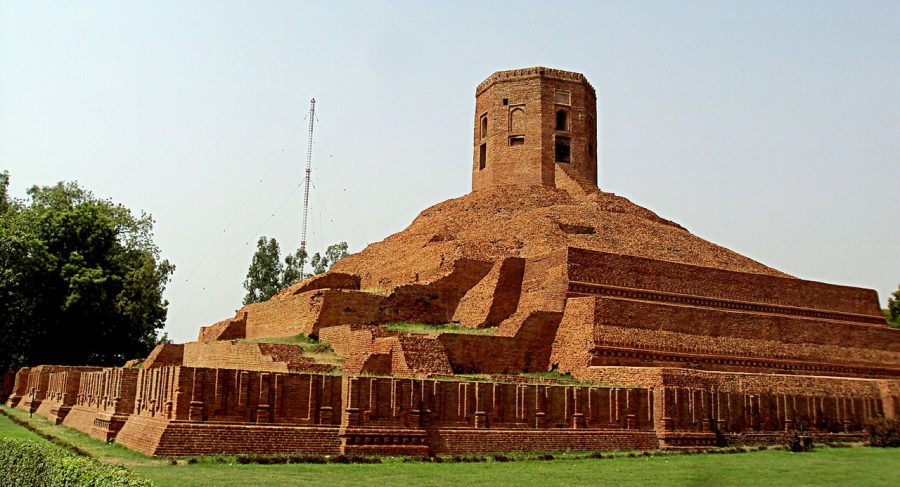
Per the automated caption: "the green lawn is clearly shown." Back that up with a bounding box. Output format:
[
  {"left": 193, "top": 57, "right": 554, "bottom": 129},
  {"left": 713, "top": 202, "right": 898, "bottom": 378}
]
[{"left": 2, "top": 405, "right": 898, "bottom": 487}]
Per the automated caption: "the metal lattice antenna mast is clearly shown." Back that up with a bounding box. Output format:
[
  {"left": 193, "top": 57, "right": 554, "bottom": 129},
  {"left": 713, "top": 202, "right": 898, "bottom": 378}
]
[{"left": 299, "top": 98, "right": 315, "bottom": 276}]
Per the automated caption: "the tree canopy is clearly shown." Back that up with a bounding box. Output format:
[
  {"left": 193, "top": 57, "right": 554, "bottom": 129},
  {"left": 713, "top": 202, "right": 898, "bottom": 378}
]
[
  {"left": 885, "top": 284, "right": 900, "bottom": 328},
  {"left": 0, "top": 175, "right": 174, "bottom": 370},
  {"left": 242, "top": 238, "right": 347, "bottom": 304}
]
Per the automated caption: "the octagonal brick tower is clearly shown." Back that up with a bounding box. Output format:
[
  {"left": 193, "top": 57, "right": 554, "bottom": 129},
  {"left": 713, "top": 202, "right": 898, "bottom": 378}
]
[{"left": 472, "top": 67, "right": 598, "bottom": 191}]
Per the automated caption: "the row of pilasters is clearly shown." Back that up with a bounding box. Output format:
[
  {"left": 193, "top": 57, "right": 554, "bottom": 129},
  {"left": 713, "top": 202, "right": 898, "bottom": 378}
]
[{"left": 657, "top": 386, "right": 885, "bottom": 433}]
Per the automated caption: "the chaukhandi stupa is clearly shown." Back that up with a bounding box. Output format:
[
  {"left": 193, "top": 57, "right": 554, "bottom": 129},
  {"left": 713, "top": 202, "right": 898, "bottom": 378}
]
[{"left": 6, "top": 67, "right": 898, "bottom": 456}]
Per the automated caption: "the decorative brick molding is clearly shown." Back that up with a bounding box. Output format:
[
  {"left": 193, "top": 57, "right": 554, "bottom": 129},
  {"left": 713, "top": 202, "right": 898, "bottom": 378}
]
[
  {"left": 17, "top": 365, "right": 892, "bottom": 456},
  {"left": 569, "top": 281, "right": 885, "bottom": 325}
]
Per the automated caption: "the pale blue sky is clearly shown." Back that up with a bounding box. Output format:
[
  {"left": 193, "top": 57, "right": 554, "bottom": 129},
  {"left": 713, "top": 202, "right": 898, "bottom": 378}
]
[{"left": 2, "top": 1, "right": 898, "bottom": 342}]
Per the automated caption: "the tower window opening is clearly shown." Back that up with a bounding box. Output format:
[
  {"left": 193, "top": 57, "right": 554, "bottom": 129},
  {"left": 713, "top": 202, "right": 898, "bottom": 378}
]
[
  {"left": 480, "top": 115, "right": 488, "bottom": 139},
  {"left": 555, "top": 136, "right": 571, "bottom": 163},
  {"left": 556, "top": 110, "right": 568, "bottom": 131},
  {"left": 502, "top": 98, "right": 509, "bottom": 106},
  {"left": 509, "top": 135, "right": 525, "bottom": 146},
  {"left": 479, "top": 143, "right": 487, "bottom": 170},
  {"left": 509, "top": 105, "right": 525, "bottom": 133}
]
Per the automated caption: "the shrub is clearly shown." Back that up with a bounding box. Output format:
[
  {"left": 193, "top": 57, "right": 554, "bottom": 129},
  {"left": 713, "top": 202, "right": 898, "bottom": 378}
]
[
  {"left": 0, "top": 437, "right": 151, "bottom": 486},
  {"left": 866, "top": 418, "right": 900, "bottom": 447},
  {"left": 780, "top": 430, "right": 814, "bottom": 452}
]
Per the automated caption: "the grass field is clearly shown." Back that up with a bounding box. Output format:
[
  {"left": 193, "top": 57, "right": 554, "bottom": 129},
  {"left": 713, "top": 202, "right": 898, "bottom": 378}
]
[{"left": 2, "top": 405, "right": 898, "bottom": 486}]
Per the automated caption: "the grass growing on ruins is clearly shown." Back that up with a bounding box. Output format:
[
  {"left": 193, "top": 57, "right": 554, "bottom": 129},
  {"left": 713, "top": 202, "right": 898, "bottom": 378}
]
[
  {"left": 244, "top": 333, "right": 344, "bottom": 365},
  {"left": 2, "top": 405, "right": 899, "bottom": 487},
  {"left": 384, "top": 322, "right": 497, "bottom": 335}
]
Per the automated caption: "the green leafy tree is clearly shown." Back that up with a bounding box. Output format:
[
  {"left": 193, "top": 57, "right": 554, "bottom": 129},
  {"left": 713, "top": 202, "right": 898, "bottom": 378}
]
[
  {"left": 307, "top": 242, "right": 349, "bottom": 275},
  {"left": 325, "top": 241, "right": 349, "bottom": 266},
  {"left": 885, "top": 284, "right": 900, "bottom": 328},
  {"left": 281, "top": 247, "right": 308, "bottom": 288},
  {"left": 309, "top": 252, "right": 328, "bottom": 275},
  {"left": 242, "top": 237, "right": 284, "bottom": 305},
  {"left": 0, "top": 170, "right": 10, "bottom": 213},
  {"left": 0, "top": 176, "right": 174, "bottom": 369},
  {"left": 243, "top": 239, "right": 348, "bottom": 298}
]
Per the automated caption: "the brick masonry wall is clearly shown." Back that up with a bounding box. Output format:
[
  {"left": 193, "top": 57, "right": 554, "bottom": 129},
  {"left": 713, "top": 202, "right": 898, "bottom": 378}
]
[
  {"left": 4, "top": 367, "right": 30, "bottom": 408},
  {"left": 198, "top": 312, "right": 247, "bottom": 342},
  {"left": 36, "top": 368, "right": 101, "bottom": 423},
  {"left": 472, "top": 67, "right": 598, "bottom": 191},
  {"left": 22, "top": 365, "right": 895, "bottom": 456},
  {"left": 579, "top": 297, "right": 900, "bottom": 377},
  {"left": 567, "top": 247, "right": 882, "bottom": 319},
  {"left": 142, "top": 343, "right": 184, "bottom": 368},
  {"left": 182, "top": 341, "right": 333, "bottom": 373},
  {"left": 430, "top": 429, "right": 658, "bottom": 454},
  {"left": 439, "top": 310, "right": 562, "bottom": 374},
  {"left": 452, "top": 257, "right": 525, "bottom": 328}
]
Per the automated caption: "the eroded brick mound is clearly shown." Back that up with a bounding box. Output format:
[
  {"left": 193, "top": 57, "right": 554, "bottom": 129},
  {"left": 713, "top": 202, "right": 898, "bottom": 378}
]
[{"left": 331, "top": 184, "right": 787, "bottom": 292}]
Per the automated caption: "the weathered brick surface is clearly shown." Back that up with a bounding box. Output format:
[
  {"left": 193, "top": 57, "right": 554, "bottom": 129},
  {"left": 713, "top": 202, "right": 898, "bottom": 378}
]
[
  {"left": 57, "top": 368, "right": 139, "bottom": 441},
  {"left": 4, "top": 367, "right": 30, "bottom": 408},
  {"left": 35, "top": 368, "right": 101, "bottom": 424},
  {"left": 16, "top": 68, "right": 900, "bottom": 456},
  {"left": 142, "top": 343, "right": 184, "bottom": 368},
  {"left": 16, "top": 366, "right": 96, "bottom": 414},
  {"left": 283, "top": 272, "right": 361, "bottom": 295},
  {"left": 198, "top": 312, "right": 247, "bottom": 342},
  {"left": 182, "top": 341, "right": 334, "bottom": 373},
  {"left": 566, "top": 247, "right": 883, "bottom": 320},
  {"left": 452, "top": 257, "right": 524, "bottom": 328},
  {"left": 472, "top": 67, "right": 597, "bottom": 191},
  {"left": 430, "top": 429, "right": 658, "bottom": 454},
  {"left": 439, "top": 311, "right": 562, "bottom": 374}
]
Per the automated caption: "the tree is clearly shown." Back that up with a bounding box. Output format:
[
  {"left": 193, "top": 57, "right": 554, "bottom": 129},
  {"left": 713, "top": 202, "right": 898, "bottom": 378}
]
[
  {"left": 0, "top": 170, "right": 10, "bottom": 213},
  {"left": 309, "top": 242, "right": 350, "bottom": 276},
  {"left": 325, "top": 241, "right": 349, "bottom": 266},
  {"left": 885, "top": 284, "right": 900, "bottom": 328},
  {"left": 242, "top": 237, "right": 284, "bottom": 305},
  {"left": 281, "top": 247, "right": 307, "bottom": 288},
  {"left": 0, "top": 176, "right": 174, "bottom": 370},
  {"left": 242, "top": 239, "right": 348, "bottom": 302}
]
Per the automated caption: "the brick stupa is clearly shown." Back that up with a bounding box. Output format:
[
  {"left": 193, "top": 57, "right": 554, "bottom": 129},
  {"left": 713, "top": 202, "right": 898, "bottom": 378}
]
[{"left": 7, "top": 67, "right": 898, "bottom": 456}]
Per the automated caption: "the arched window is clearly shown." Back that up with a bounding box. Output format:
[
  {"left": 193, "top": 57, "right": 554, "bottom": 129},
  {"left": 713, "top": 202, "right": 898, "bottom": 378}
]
[
  {"left": 556, "top": 110, "right": 568, "bottom": 131},
  {"left": 480, "top": 115, "right": 488, "bottom": 139},
  {"left": 509, "top": 106, "right": 525, "bottom": 134}
]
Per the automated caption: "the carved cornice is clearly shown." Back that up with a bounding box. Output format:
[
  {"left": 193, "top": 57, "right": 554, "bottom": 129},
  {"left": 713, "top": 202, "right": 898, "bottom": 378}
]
[
  {"left": 476, "top": 67, "right": 595, "bottom": 96},
  {"left": 569, "top": 281, "right": 886, "bottom": 325}
]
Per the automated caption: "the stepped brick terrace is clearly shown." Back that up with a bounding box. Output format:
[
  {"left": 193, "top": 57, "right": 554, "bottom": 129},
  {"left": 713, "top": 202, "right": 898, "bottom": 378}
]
[{"left": 4, "top": 67, "right": 898, "bottom": 456}]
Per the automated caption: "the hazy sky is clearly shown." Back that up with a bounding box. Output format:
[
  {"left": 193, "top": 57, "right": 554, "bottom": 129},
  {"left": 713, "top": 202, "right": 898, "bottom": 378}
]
[{"left": 2, "top": 1, "right": 898, "bottom": 342}]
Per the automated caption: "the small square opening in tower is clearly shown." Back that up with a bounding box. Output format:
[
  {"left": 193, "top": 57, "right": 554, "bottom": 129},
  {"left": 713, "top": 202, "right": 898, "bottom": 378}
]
[
  {"left": 509, "top": 135, "right": 525, "bottom": 146},
  {"left": 479, "top": 143, "right": 487, "bottom": 170},
  {"left": 502, "top": 98, "right": 509, "bottom": 106},
  {"left": 555, "top": 136, "right": 571, "bottom": 163}
]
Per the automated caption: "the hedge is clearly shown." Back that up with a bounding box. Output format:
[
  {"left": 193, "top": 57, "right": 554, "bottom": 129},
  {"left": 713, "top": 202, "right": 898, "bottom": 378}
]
[{"left": 0, "top": 437, "right": 151, "bottom": 486}]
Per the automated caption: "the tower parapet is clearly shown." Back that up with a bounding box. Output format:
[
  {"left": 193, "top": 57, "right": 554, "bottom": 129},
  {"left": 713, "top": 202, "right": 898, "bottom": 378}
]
[{"left": 472, "top": 67, "right": 598, "bottom": 191}]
